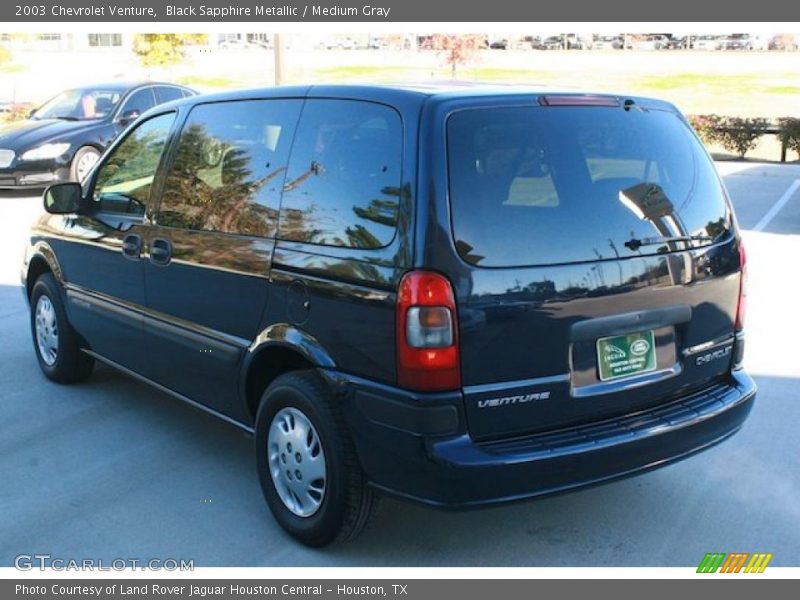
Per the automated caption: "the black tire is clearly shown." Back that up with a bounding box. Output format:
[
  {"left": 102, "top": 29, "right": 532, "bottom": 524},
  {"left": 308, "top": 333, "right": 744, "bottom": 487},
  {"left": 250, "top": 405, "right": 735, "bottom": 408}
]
[
  {"left": 30, "top": 273, "right": 94, "bottom": 383},
  {"left": 255, "top": 370, "right": 377, "bottom": 546},
  {"left": 69, "top": 146, "right": 101, "bottom": 183}
]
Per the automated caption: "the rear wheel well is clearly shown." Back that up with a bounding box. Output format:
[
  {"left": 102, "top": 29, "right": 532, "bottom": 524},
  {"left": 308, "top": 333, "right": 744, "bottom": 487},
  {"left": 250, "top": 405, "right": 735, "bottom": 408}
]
[
  {"left": 26, "top": 257, "right": 52, "bottom": 299},
  {"left": 246, "top": 346, "right": 314, "bottom": 420}
]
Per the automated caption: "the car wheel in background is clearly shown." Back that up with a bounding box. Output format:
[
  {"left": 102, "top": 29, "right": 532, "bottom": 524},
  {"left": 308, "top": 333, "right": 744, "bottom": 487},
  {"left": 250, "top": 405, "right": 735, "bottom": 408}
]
[{"left": 70, "top": 146, "right": 101, "bottom": 183}]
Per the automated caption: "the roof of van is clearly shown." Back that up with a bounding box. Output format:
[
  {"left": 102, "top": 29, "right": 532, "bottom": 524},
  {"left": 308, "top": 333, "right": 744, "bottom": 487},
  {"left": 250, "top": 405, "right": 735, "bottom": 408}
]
[{"left": 160, "top": 82, "right": 678, "bottom": 113}]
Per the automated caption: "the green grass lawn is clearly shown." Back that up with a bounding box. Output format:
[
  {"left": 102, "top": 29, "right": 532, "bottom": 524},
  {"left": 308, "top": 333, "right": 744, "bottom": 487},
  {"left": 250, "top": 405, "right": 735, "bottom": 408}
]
[
  {"left": 0, "top": 63, "right": 26, "bottom": 74},
  {"left": 637, "top": 72, "right": 757, "bottom": 91},
  {"left": 176, "top": 75, "right": 241, "bottom": 89},
  {"left": 314, "top": 65, "right": 432, "bottom": 80},
  {"left": 314, "top": 65, "right": 553, "bottom": 82},
  {"left": 764, "top": 85, "right": 800, "bottom": 95}
]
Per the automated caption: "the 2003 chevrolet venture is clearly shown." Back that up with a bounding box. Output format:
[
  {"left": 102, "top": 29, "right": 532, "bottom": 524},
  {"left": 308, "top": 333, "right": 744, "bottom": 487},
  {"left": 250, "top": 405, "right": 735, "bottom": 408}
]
[{"left": 22, "top": 83, "right": 755, "bottom": 546}]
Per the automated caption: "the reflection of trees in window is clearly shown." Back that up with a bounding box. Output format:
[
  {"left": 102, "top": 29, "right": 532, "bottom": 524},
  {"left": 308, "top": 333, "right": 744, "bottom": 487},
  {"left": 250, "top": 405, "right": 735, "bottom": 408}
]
[
  {"left": 279, "top": 203, "right": 323, "bottom": 244},
  {"left": 345, "top": 189, "right": 400, "bottom": 248},
  {"left": 455, "top": 240, "right": 486, "bottom": 266},
  {"left": 159, "top": 122, "right": 282, "bottom": 237},
  {"left": 343, "top": 225, "right": 381, "bottom": 249},
  {"left": 326, "top": 260, "right": 385, "bottom": 285},
  {"left": 279, "top": 183, "right": 400, "bottom": 249},
  {"left": 278, "top": 101, "right": 402, "bottom": 249},
  {"left": 95, "top": 128, "right": 167, "bottom": 206},
  {"left": 169, "top": 231, "right": 272, "bottom": 275},
  {"left": 352, "top": 193, "right": 399, "bottom": 227},
  {"left": 704, "top": 217, "right": 728, "bottom": 239},
  {"left": 95, "top": 119, "right": 174, "bottom": 214}
]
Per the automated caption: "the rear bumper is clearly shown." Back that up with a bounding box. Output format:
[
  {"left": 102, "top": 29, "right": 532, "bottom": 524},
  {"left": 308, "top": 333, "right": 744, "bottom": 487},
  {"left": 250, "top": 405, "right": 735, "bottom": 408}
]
[{"left": 330, "top": 369, "right": 756, "bottom": 508}]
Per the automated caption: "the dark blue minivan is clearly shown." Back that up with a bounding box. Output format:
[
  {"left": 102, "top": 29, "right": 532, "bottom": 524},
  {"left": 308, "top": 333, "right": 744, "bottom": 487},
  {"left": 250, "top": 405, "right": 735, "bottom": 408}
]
[{"left": 21, "top": 84, "right": 755, "bottom": 546}]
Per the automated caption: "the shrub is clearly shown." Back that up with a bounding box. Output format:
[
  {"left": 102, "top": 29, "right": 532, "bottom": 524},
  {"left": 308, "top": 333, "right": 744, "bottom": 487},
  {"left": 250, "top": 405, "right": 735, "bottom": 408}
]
[
  {"left": 132, "top": 34, "right": 206, "bottom": 68},
  {"left": 777, "top": 117, "right": 800, "bottom": 159},
  {"left": 715, "top": 116, "right": 769, "bottom": 158},
  {"left": 687, "top": 114, "right": 722, "bottom": 145}
]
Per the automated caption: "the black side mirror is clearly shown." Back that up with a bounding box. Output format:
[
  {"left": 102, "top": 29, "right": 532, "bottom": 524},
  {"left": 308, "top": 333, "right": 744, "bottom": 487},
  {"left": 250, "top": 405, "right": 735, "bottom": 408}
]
[
  {"left": 43, "top": 182, "right": 86, "bottom": 214},
  {"left": 116, "top": 109, "right": 140, "bottom": 127}
]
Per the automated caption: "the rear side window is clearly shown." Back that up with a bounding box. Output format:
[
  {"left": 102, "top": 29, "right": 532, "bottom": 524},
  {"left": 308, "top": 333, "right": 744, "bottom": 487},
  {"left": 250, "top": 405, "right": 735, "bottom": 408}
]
[
  {"left": 154, "top": 86, "right": 185, "bottom": 104},
  {"left": 120, "top": 88, "right": 155, "bottom": 118},
  {"left": 447, "top": 105, "right": 730, "bottom": 267},
  {"left": 278, "top": 99, "right": 402, "bottom": 249},
  {"left": 158, "top": 99, "right": 302, "bottom": 237}
]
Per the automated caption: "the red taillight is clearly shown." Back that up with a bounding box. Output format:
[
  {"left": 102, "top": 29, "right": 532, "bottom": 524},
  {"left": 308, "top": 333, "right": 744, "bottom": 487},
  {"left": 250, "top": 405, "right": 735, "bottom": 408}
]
[
  {"left": 396, "top": 271, "right": 461, "bottom": 392},
  {"left": 736, "top": 242, "right": 747, "bottom": 331}
]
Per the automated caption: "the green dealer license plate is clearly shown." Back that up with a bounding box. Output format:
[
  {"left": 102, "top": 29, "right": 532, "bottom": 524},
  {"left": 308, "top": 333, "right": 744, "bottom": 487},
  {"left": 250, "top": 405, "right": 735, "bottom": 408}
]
[{"left": 596, "top": 331, "right": 657, "bottom": 382}]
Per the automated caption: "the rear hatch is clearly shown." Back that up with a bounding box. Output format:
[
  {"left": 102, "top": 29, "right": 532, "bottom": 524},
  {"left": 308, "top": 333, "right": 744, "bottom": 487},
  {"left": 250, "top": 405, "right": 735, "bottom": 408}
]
[{"left": 446, "top": 96, "right": 742, "bottom": 440}]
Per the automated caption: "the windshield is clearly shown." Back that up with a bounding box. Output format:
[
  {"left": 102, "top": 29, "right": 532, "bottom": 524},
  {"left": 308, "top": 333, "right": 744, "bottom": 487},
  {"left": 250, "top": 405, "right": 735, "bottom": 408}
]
[
  {"left": 32, "top": 89, "right": 122, "bottom": 121},
  {"left": 446, "top": 104, "right": 731, "bottom": 268}
]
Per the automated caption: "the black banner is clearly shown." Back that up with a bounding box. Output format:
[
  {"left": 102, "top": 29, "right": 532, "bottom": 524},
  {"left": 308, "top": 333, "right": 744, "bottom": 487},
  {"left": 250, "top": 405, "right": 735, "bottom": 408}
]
[
  {"left": 2, "top": 0, "right": 800, "bottom": 22},
  {"left": 4, "top": 580, "right": 797, "bottom": 600}
]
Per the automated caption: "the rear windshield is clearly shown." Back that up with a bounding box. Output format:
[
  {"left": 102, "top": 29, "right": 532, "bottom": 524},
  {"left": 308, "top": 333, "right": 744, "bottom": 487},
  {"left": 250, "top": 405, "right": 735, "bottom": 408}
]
[{"left": 446, "top": 104, "right": 730, "bottom": 267}]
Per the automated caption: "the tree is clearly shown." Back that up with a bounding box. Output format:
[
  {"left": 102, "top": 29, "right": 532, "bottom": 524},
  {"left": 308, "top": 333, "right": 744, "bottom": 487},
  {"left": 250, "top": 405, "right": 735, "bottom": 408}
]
[
  {"left": 430, "top": 34, "right": 484, "bottom": 78},
  {"left": 132, "top": 34, "right": 207, "bottom": 69}
]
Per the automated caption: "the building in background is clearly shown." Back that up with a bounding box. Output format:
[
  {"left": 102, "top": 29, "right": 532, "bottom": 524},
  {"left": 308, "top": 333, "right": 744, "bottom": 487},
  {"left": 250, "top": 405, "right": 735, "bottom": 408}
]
[{"left": 0, "top": 33, "right": 132, "bottom": 51}]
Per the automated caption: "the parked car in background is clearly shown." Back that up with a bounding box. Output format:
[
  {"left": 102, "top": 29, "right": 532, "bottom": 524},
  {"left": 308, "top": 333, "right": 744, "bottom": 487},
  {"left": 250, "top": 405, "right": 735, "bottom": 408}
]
[
  {"left": 564, "top": 34, "right": 585, "bottom": 49},
  {"left": 693, "top": 35, "right": 724, "bottom": 51},
  {"left": 320, "top": 37, "right": 360, "bottom": 50},
  {"left": 750, "top": 35, "right": 770, "bottom": 51},
  {"left": 628, "top": 34, "right": 669, "bottom": 50},
  {"left": 219, "top": 39, "right": 270, "bottom": 51},
  {"left": 667, "top": 36, "right": 690, "bottom": 50},
  {"left": 0, "top": 82, "right": 195, "bottom": 189},
  {"left": 539, "top": 36, "right": 565, "bottom": 50},
  {"left": 724, "top": 34, "right": 754, "bottom": 50},
  {"left": 23, "top": 84, "right": 755, "bottom": 546},
  {"left": 592, "top": 36, "right": 624, "bottom": 50},
  {"left": 769, "top": 34, "right": 799, "bottom": 51}
]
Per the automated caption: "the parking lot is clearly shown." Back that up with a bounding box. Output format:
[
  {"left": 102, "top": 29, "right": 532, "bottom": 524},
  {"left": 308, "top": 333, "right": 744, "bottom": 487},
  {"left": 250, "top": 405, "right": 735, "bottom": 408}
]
[{"left": 1, "top": 161, "right": 799, "bottom": 567}]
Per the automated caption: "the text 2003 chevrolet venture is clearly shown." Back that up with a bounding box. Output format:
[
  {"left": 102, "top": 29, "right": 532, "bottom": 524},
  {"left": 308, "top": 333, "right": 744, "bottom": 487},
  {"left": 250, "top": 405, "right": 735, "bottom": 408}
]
[{"left": 22, "top": 84, "right": 755, "bottom": 546}]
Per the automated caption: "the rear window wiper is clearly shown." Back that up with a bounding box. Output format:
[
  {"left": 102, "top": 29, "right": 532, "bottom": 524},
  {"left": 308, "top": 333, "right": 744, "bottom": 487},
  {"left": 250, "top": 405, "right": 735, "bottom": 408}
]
[{"left": 624, "top": 234, "right": 712, "bottom": 252}]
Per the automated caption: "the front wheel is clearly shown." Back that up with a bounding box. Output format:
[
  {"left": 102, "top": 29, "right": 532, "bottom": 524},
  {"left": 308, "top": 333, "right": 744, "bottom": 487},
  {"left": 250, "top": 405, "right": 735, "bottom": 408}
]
[
  {"left": 30, "top": 273, "right": 94, "bottom": 383},
  {"left": 70, "top": 146, "right": 101, "bottom": 183},
  {"left": 255, "top": 370, "right": 377, "bottom": 546}
]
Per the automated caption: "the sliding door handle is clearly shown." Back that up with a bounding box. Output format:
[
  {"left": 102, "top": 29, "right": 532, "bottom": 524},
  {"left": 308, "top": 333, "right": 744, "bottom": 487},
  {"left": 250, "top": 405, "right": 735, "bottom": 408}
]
[
  {"left": 149, "top": 237, "right": 172, "bottom": 266},
  {"left": 121, "top": 234, "right": 142, "bottom": 259}
]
